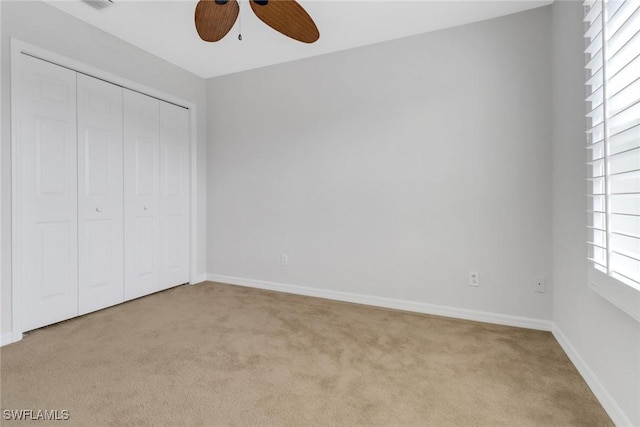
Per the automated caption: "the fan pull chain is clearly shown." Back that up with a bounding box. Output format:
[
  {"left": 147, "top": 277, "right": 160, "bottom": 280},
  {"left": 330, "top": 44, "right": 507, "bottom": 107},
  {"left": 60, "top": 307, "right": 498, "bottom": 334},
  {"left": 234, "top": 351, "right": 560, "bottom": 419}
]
[{"left": 238, "top": 1, "right": 243, "bottom": 41}]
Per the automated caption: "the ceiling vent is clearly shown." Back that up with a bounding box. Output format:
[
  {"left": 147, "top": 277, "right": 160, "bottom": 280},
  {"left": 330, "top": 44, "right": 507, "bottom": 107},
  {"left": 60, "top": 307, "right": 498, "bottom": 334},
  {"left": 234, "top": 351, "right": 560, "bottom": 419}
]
[{"left": 81, "top": 0, "right": 113, "bottom": 10}]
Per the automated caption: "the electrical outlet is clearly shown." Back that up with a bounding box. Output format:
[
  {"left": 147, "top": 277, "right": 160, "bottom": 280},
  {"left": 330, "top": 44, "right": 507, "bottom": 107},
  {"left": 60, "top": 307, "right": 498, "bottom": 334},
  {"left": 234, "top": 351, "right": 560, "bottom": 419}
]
[
  {"left": 535, "top": 277, "right": 546, "bottom": 293},
  {"left": 281, "top": 254, "right": 288, "bottom": 266},
  {"left": 469, "top": 272, "right": 479, "bottom": 287}
]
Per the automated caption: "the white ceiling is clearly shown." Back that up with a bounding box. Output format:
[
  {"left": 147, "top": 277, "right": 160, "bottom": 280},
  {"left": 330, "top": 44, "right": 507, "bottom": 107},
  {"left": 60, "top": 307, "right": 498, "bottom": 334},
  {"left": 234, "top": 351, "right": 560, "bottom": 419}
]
[{"left": 46, "top": 0, "right": 553, "bottom": 79}]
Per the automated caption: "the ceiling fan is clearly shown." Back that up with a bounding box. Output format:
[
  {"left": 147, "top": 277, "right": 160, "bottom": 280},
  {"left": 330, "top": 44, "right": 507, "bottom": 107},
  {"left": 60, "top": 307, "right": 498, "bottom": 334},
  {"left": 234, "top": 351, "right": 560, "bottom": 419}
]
[{"left": 195, "top": 0, "right": 320, "bottom": 43}]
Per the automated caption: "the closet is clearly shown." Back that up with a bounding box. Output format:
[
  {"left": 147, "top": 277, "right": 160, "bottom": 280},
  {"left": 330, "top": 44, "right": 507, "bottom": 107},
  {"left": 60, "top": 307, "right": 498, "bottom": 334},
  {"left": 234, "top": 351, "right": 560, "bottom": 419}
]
[{"left": 14, "top": 53, "right": 190, "bottom": 332}]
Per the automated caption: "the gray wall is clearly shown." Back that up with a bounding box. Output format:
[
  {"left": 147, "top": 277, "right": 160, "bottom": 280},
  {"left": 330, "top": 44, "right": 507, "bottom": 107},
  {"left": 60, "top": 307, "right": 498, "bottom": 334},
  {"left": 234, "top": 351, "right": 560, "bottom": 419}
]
[
  {"left": 0, "top": 0, "right": 208, "bottom": 337},
  {"left": 207, "top": 7, "right": 553, "bottom": 320},
  {"left": 551, "top": 2, "right": 640, "bottom": 425}
]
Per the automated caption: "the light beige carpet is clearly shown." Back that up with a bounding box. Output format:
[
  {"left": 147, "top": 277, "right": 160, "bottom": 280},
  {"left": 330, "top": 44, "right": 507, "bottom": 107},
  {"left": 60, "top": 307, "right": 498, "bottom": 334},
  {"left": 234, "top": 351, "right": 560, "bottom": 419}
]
[{"left": 1, "top": 282, "right": 611, "bottom": 426}]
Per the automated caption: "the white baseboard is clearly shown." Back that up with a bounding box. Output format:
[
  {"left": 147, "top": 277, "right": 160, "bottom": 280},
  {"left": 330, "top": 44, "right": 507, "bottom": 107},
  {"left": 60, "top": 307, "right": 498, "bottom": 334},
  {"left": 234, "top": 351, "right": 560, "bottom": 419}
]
[
  {"left": 1, "top": 332, "right": 15, "bottom": 347},
  {"left": 206, "top": 273, "right": 553, "bottom": 331},
  {"left": 552, "top": 325, "right": 632, "bottom": 427},
  {"left": 191, "top": 274, "right": 208, "bottom": 284}
]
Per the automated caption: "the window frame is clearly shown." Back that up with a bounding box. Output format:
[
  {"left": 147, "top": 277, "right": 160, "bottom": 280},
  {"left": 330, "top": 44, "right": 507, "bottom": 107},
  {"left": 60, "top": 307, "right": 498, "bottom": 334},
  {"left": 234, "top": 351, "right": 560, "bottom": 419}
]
[{"left": 588, "top": 267, "right": 640, "bottom": 321}]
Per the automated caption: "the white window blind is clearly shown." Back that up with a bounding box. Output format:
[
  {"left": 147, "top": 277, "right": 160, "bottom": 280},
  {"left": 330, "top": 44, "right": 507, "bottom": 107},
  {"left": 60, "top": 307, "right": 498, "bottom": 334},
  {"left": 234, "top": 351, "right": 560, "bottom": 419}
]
[{"left": 584, "top": 0, "right": 640, "bottom": 292}]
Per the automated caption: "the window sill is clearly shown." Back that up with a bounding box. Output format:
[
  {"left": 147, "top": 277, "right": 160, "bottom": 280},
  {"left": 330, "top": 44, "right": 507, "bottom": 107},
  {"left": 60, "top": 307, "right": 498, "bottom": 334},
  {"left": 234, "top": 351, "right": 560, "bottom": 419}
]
[{"left": 588, "top": 266, "right": 640, "bottom": 322}]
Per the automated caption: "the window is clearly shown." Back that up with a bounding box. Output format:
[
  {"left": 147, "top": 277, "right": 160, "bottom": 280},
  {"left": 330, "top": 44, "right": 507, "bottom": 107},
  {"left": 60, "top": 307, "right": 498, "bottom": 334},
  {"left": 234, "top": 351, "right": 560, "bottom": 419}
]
[{"left": 584, "top": 0, "right": 640, "bottom": 321}]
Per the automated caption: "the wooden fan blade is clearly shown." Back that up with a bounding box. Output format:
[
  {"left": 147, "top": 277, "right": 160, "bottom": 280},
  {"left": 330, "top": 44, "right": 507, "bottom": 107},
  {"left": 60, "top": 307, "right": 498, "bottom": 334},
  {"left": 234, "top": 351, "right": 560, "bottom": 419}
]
[
  {"left": 250, "top": 0, "right": 319, "bottom": 43},
  {"left": 195, "top": 0, "right": 239, "bottom": 42}
]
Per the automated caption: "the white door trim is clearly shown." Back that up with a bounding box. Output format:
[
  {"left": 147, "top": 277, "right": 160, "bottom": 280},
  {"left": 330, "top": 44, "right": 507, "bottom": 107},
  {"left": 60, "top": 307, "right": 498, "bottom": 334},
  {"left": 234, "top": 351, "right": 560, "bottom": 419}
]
[{"left": 10, "top": 38, "right": 200, "bottom": 343}]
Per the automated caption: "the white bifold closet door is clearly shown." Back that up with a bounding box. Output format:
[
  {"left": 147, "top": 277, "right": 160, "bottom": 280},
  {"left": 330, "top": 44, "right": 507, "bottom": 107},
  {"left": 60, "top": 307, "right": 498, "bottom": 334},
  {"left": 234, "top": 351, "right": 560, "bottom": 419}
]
[
  {"left": 77, "top": 74, "right": 124, "bottom": 315},
  {"left": 17, "top": 55, "right": 78, "bottom": 331},
  {"left": 124, "top": 90, "right": 161, "bottom": 300},
  {"left": 159, "top": 102, "right": 190, "bottom": 290},
  {"left": 124, "top": 90, "right": 190, "bottom": 299},
  {"left": 15, "top": 54, "right": 190, "bottom": 332}
]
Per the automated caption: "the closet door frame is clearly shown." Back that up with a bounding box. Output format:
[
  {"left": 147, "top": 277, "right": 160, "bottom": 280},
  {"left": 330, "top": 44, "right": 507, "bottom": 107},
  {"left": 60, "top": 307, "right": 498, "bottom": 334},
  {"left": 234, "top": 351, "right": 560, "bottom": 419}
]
[{"left": 9, "top": 39, "right": 200, "bottom": 344}]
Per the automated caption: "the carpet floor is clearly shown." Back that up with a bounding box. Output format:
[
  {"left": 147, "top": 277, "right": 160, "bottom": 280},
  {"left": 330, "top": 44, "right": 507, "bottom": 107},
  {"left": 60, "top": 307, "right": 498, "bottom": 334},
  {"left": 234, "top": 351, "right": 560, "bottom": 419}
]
[{"left": 1, "top": 282, "right": 612, "bottom": 426}]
